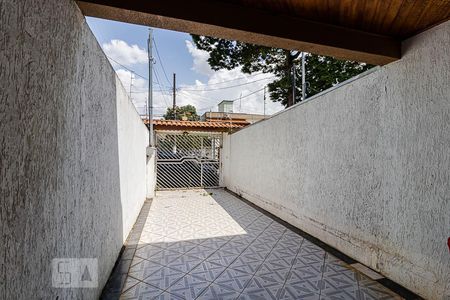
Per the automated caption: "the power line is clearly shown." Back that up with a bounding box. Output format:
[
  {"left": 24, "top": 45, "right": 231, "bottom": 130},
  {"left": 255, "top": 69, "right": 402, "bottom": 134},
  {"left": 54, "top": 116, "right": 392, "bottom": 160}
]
[
  {"left": 153, "top": 68, "right": 170, "bottom": 107},
  {"left": 196, "top": 86, "right": 266, "bottom": 113},
  {"left": 152, "top": 38, "right": 172, "bottom": 86},
  {"left": 229, "top": 87, "right": 266, "bottom": 102},
  {"left": 107, "top": 55, "right": 275, "bottom": 94},
  {"left": 180, "top": 76, "right": 275, "bottom": 92},
  {"left": 106, "top": 55, "right": 150, "bottom": 81},
  {"left": 193, "top": 71, "right": 266, "bottom": 87},
  {"left": 178, "top": 90, "right": 216, "bottom": 103}
]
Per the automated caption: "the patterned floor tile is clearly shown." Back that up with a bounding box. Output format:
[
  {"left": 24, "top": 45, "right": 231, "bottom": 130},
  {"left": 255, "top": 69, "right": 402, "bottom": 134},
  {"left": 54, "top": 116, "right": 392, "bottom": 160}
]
[
  {"left": 120, "top": 281, "right": 164, "bottom": 300},
  {"left": 207, "top": 251, "right": 240, "bottom": 267},
  {"left": 320, "top": 272, "right": 359, "bottom": 299},
  {"left": 140, "top": 266, "right": 185, "bottom": 290},
  {"left": 200, "top": 238, "right": 230, "bottom": 249},
  {"left": 128, "top": 259, "right": 164, "bottom": 281},
  {"left": 213, "top": 268, "right": 253, "bottom": 292},
  {"left": 255, "top": 263, "right": 291, "bottom": 283},
  {"left": 165, "top": 254, "right": 204, "bottom": 273},
  {"left": 241, "top": 276, "right": 284, "bottom": 300},
  {"left": 164, "top": 241, "right": 197, "bottom": 254},
  {"left": 220, "top": 243, "right": 248, "bottom": 254},
  {"left": 185, "top": 245, "right": 217, "bottom": 259},
  {"left": 122, "top": 276, "right": 140, "bottom": 293},
  {"left": 292, "top": 254, "right": 324, "bottom": 269},
  {"left": 197, "top": 283, "right": 241, "bottom": 300},
  {"left": 147, "top": 250, "right": 182, "bottom": 266},
  {"left": 189, "top": 260, "right": 227, "bottom": 282},
  {"left": 321, "top": 267, "right": 359, "bottom": 289},
  {"left": 130, "top": 256, "right": 145, "bottom": 267},
  {"left": 277, "top": 285, "right": 320, "bottom": 300},
  {"left": 239, "top": 249, "right": 269, "bottom": 262},
  {"left": 103, "top": 190, "right": 403, "bottom": 300},
  {"left": 284, "top": 268, "right": 322, "bottom": 295},
  {"left": 166, "top": 274, "right": 211, "bottom": 300},
  {"left": 229, "top": 259, "right": 263, "bottom": 275},
  {"left": 153, "top": 292, "right": 185, "bottom": 300},
  {"left": 358, "top": 276, "right": 403, "bottom": 300},
  {"left": 263, "top": 256, "right": 295, "bottom": 269},
  {"left": 135, "top": 244, "right": 165, "bottom": 260}
]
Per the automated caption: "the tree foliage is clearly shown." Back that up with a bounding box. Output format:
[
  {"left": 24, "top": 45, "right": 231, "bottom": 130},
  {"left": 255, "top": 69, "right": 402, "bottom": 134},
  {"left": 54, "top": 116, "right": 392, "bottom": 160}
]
[
  {"left": 163, "top": 104, "right": 200, "bottom": 120},
  {"left": 191, "top": 35, "right": 373, "bottom": 107}
]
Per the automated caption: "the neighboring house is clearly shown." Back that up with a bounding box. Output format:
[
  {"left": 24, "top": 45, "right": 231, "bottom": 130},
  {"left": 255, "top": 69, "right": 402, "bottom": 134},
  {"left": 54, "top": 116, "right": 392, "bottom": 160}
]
[{"left": 201, "top": 100, "right": 268, "bottom": 125}]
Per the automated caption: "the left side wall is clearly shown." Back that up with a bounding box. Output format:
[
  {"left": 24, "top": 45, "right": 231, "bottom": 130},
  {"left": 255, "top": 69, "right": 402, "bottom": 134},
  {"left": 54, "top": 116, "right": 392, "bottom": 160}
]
[{"left": 0, "top": 0, "right": 153, "bottom": 298}]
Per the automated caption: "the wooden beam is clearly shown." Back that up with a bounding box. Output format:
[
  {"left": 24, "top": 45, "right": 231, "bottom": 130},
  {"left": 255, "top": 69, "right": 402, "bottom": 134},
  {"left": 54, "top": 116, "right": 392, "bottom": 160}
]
[{"left": 76, "top": 0, "right": 401, "bottom": 65}]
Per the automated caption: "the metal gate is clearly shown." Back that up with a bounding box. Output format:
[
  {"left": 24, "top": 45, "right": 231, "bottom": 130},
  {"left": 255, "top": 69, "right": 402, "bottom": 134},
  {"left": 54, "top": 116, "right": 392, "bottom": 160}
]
[{"left": 156, "top": 132, "right": 222, "bottom": 190}]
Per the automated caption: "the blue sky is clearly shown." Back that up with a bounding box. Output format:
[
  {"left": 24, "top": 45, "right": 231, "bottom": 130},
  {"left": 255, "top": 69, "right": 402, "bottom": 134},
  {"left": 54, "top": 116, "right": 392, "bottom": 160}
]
[
  {"left": 86, "top": 17, "right": 283, "bottom": 117},
  {"left": 86, "top": 17, "right": 208, "bottom": 86}
]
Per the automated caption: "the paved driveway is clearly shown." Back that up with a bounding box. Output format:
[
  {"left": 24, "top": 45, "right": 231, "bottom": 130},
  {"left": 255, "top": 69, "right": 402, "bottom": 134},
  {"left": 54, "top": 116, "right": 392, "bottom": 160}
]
[{"left": 102, "top": 189, "right": 402, "bottom": 299}]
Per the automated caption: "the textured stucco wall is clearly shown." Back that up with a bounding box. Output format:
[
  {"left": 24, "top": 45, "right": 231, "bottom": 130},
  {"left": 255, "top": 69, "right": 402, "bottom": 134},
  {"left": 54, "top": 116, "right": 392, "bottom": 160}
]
[
  {"left": 222, "top": 21, "right": 450, "bottom": 299},
  {"left": 0, "top": 0, "right": 152, "bottom": 298},
  {"left": 116, "top": 76, "right": 151, "bottom": 242}
]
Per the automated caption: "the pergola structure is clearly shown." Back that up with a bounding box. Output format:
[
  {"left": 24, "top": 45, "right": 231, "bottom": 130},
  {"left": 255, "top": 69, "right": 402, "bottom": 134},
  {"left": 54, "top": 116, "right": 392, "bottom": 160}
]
[{"left": 77, "top": 0, "right": 449, "bottom": 65}]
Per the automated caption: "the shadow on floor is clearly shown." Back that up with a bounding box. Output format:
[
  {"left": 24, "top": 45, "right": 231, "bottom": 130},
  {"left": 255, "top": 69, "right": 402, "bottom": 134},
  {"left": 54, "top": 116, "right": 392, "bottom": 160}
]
[{"left": 101, "top": 189, "right": 416, "bottom": 300}]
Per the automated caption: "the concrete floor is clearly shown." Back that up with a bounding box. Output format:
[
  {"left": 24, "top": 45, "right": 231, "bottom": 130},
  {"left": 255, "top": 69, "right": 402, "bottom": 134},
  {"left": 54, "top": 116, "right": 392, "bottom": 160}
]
[{"left": 102, "top": 189, "right": 402, "bottom": 299}]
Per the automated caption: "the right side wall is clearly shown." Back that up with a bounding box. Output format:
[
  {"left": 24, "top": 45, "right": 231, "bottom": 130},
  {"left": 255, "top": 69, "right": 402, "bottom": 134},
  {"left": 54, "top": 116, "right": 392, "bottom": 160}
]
[{"left": 222, "top": 21, "right": 449, "bottom": 299}]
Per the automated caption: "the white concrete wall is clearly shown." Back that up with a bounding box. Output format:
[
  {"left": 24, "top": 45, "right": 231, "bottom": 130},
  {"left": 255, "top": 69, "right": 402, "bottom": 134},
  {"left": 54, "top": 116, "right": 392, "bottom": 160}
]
[
  {"left": 0, "top": 0, "right": 154, "bottom": 298},
  {"left": 116, "top": 76, "right": 153, "bottom": 242},
  {"left": 222, "top": 21, "right": 450, "bottom": 299}
]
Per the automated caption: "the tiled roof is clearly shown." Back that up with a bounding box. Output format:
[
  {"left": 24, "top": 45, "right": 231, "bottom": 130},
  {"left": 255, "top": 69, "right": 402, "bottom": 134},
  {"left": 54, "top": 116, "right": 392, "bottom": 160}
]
[{"left": 144, "top": 119, "right": 248, "bottom": 129}]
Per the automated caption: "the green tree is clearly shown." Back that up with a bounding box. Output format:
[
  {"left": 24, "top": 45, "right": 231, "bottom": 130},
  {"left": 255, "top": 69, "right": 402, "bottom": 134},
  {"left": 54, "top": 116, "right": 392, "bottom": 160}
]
[
  {"left": 163, "top": 104, "right": 200, "bottom": 121},
  {"left": 191, "top": 35, "right": 373, "bottom": 107}
]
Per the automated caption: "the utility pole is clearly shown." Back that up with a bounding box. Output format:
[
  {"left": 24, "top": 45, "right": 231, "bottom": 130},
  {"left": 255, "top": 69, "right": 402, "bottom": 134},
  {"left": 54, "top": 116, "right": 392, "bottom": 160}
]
[
  {"left": 147, "top": 28, "right": 154, "bottom": 147},
  {"left": 263, "top": 86, "right": 266, "bottom": 117},
  {"left": 301, "top": 52, "right": 306, "bottom": 101},
  {"left": 172, "top": 73, "right": 176, "bottom": 120}
]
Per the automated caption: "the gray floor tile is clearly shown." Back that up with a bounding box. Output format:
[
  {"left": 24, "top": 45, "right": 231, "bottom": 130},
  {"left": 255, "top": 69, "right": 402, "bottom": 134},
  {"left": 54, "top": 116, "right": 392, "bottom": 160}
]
[
  {"left": 207, "top": 251, "right": 240, "bottom": 267},
  {"left": 197, "top": 283, "right": 241, "bottom": 300},
  {"left": 189, "top": 260, "right": 227, "bottom": 282},
  {"left": 153, "top": 292, "right": 185, "bottom": 300},
  {"left": 229, "top": 259, "right": 263, "bottom": 275},
  {"left": 358, "top": 276, "right": 403, "bottom": 300},
  {"left": 165, "top": 241, "right": 197, "bottom": 254},
  {"left": 185, "top": 245, "right": 217, "bottom": 259},
  {"left": 140, "top": 266, "right": 185, "bottom": 290},
  {"left": 165, "top": 254, "right": 204, "bottom": 273},
  {"left": 166, "top": 274, "right": 210, "bottom": 300},
  {"left": 213, "top": 268, "right": 253, "bottom": 292},
  {"left": 128, "top": 259, "right": 164, "bottom": 282},
  {"left": 255, "top": 263, "right": 291, "bottom": 283},
  {"left": 277, "top": 285, "right": 320, "bottom": 300},
  {"left": 103, "top": 190, "right": 403, "bottom": 300},
  {"left": 120, "top": 281, "right": 164, "bottom": 300},
  {"left": 241, "top": 276, "right": 284, "bottom": 300}
]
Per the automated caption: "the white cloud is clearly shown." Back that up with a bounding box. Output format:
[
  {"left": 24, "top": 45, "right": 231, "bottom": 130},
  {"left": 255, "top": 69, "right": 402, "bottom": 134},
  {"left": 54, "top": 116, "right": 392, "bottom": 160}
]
[
  {"left": 115, "top": 68, "right": 170, "bottom": 117},
  {"left": 106, "top": 38, "right": 284, "bottom": 118},
  {"left": 103, "top": 39, "right": 147, "bottom": 67},
  {"left": 178, "top": 41, "right": 284, "bottom": 116},
  {"left": 185, "top": 41, "right": 215, "bottom": 76}
]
